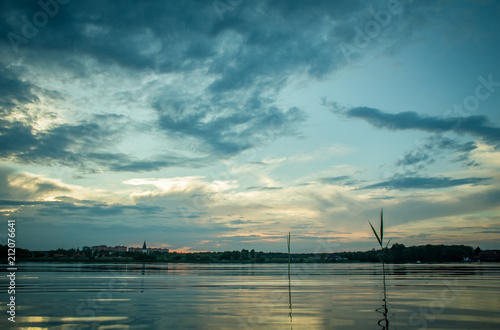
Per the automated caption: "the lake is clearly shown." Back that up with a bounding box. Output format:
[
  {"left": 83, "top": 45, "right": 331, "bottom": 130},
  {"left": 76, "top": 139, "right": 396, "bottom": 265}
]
[{"left": 1, "top": 262, "right": 500, "bottom": 329}]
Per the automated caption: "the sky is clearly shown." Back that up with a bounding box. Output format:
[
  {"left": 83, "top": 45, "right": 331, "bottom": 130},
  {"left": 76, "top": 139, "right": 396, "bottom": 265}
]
[{"left": 1, "top": 0, "right": 500, "bottom": 253}]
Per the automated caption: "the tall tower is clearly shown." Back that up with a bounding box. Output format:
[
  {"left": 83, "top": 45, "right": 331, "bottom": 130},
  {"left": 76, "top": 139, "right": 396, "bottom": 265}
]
[{"left": 142, "top": 241, "right": 148, "bottom": 253}]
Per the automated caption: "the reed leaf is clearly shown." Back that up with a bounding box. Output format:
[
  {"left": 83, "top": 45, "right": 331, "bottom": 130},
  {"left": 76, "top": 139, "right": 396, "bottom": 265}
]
[
  {"left": 384, "top": 238, "right": 392, "bottom": 249},
  {"left": 380, "top": 208, "right": 384, "bottom": 244},
  {"left": 369, "top": 220, "right": 382, "bottom": 247}
]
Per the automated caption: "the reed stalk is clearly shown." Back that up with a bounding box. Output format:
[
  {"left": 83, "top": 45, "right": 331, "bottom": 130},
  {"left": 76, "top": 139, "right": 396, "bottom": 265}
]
[
  {"left": 369, "top": 209, "right": 390, "bottom": 329},
  {"left": 287, "top": 231, "right": 292, "bottom": 323},
  {"left": 287, "top": 231, "right": 291, "bottom": 270},
  {"left": 368, "top": 209, "right": 391, "bottom": 267}
]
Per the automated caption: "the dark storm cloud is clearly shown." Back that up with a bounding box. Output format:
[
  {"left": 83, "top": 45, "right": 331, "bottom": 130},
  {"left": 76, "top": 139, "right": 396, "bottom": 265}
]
[
  {"left": 330, "top": 105, "right": 493, "bottom": 174},
  {"left": 341, "top": 107, "right": 500, "bottom": 145},
  {"left": 41, "top": 200, "right": 162, "bottom": 217},
  {"left": 0, "top": 166, "right": 70, "bottom": 200},
  {"left": 2, "top": 0, "right": 487, "bottom": 172},
  {"left": 3, "top": 197, "right": 162, "bottom": 218},
  {"left": 1, "top": 0, "right": 424, "bottom": 172},
  {"left": 1, "top": 0, "right": 363, "bottom": 81},
  {"left": 362, "top": 176, "right": 489, "bottom": 190},
  {"left": 0, "top": 64, "right": 39, "bottom": 114},
  {"left": 0, "top": 200, "right": 44, "bottom": 206},
  {"left": 0, "top": 115, "right": 133, "bottom": 171},
  {"left": 153, "top": 92, "right": 305, "bottom": 157},
  {"left": 0, "top": 105, "right": 211, "bottom": 171}
]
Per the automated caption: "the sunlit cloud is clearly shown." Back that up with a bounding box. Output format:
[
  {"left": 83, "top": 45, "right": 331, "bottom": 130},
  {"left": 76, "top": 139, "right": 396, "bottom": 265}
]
[{"left": 124, "top": 176, "right": 237, "bottom": 198}]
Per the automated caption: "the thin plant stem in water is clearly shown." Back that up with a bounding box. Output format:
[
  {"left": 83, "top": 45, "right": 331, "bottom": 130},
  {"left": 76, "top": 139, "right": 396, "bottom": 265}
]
[
  {"left": 287, "top": 231, "right": 292, "bottom": 324},
  {"left": 369, "top": 209, "right": 390, "bottom": 329},
  {"left": 287, "top": 231, "right": 291, "bottom": 275}
]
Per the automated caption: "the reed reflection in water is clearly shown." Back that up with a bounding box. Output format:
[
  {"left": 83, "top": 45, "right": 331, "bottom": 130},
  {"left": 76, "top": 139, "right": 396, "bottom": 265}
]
[
  {"left": 287, "top": 231, "right": 293, "bottom": 326},
  {"left": 376, "top": 266, "right": 390, "bottom": 329}
]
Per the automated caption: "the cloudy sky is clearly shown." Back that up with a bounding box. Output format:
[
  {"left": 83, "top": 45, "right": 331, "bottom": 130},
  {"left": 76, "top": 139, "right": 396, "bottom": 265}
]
[{"left": 1, "top": 0, "right": 500, "bottom": 252}]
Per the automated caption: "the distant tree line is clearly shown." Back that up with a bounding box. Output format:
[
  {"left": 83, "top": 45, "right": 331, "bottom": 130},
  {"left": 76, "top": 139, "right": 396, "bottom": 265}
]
[
  {"left": 338, "top": 244, "right": 476, "bottom": 263},
  {"left": 1, "top": 243, "right": 496, "bottom": 263}
]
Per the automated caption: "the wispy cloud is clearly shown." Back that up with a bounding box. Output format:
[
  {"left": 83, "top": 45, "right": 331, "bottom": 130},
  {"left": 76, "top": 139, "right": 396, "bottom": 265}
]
[
  {"left": 361, "top": 176, "right": 490, "bottom": 190},
  {"left": 246, "top": 186, "right": 283, "bottom": 191},
  {"left": 318, "top": 176, "right": 358, "bottom": 186},
  {"left": 336, "top": 107, "right": 500, "bottom": 146},
  {"left": 395, "top": 135, "right": 479, "bottom": 173}
]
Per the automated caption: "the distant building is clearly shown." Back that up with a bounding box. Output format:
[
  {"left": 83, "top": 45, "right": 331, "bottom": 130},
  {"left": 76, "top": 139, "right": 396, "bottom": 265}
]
[
  {"left": 325, "top": 254, "right": 348, "bottom": 262},
  {"left": 128, "top": 242, "right": 169, "bottom": 254},
  {"left": 88, "top": 242, "right": 170, "bottom": 254},
  {"left": 90, "top": 245, "right": 129, "bottom": 256},
  {"left": 151, "top": 248, "right": 169, "bottom": 253},
  {"left": 110, "top": 246, "right": 128, "bottom": 252},
  {"left": 91, "top": 245, "right": 109, "bottom": 252},
  {"left": 476, "top": 250, "right": 500, "bottom": 262}
]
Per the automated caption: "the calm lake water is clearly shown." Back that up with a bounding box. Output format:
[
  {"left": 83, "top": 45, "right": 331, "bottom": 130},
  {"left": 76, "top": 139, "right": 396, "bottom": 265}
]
[{"left": 1, "top": 262, "right": 500, "bottom": 329}]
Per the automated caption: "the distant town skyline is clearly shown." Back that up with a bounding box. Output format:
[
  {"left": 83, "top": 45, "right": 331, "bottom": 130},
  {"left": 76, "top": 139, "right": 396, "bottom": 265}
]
[
  {"left": 89, "top": 242, "right": 170, "bottom": 254},
  {"left": 1, "top": 1, "right": 499, "bottom": 252}
]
